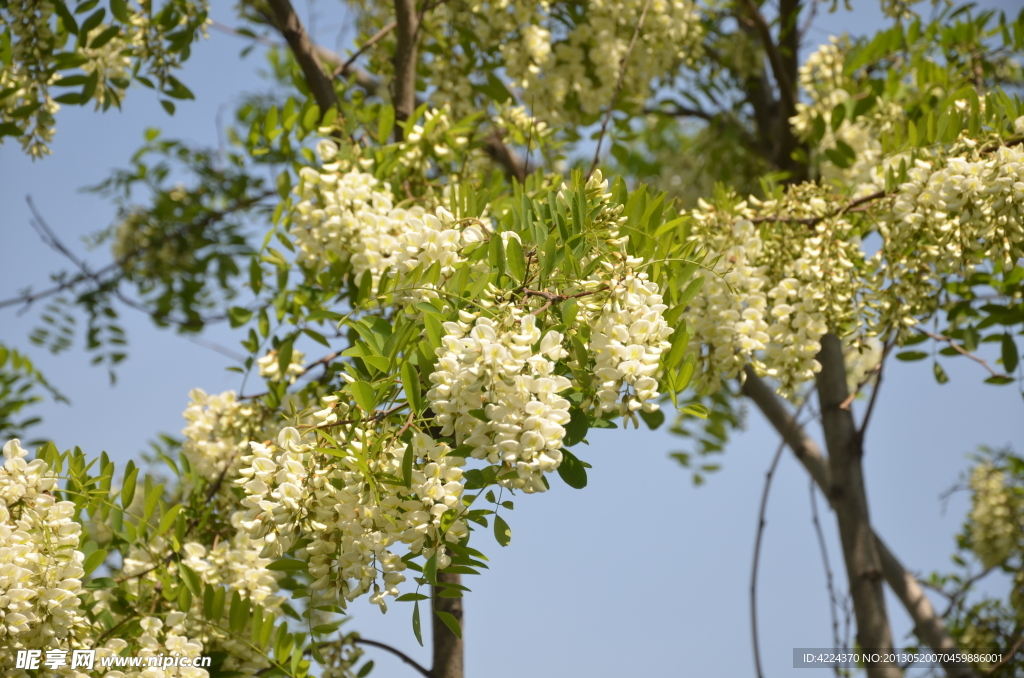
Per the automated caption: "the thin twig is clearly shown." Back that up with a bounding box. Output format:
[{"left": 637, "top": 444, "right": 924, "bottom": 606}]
[
  {"left": 810, "top": 477, "right": 844, "bottom": 677},
  {"left": 588, "top": 0, "right": 652, "bottom": 179},
  {"left": 857, "top": 339, "right": 895, "bottom": 440},
  {"left": 916, "top": 329, "right": 1011, "bottom": 381},
  {"left": 985, "top": 631, "right": 1024, "bottom": 674},
  {"left": 335, "top": 21, "right": 396, "bottom": 76},
  {"left": 353, "top": 638, "right": 431, "bottom": 678},
  {"left": 751, "top": 389, "right": 815, "bottom": 678},
  {"left": 1, "top": 192, "right": 272, "bottom": 312}
]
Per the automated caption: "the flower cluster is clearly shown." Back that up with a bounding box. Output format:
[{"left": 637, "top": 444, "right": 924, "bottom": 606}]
[
  {"left": 257, "top": 349, "right": 306, "bottom": 383},
  {"left": 880, "top": 144, "right": 1024, "bottom": 331},
  {"left": 427, "top": 310, "right": 572, "bottom": 493},
  {"left": 419, "top": 0, "right": 702, "bottom": 123},
  {"left": 290, "top": 149, "right": 485, "bottom": 305},
  {"left": 107, "top": 616, "right": 209, "bottom": 678},
  {"left": 789, "top": 39, "right": 901, "bottom": 198},
  {"left": 685, "top": 187, "right": 872, "bottom": 396},
  {"left": 967, "top": 463, "right": 1021, "bottom": 569},
  {"left": 0, "top": 2, "right": 209, "bottom": 157},
  {"left": 181, "top": 389, "right": 268, "bottom": 483},
  {"left": 581, "top": 256, "right": 674, "bottom": 418},
  {"left": 684, "top": 202, "right": 771, "bottom": 392},
  {"left": 0, "top": 440, "right": 86, "bottom": 670},
  {"left": 236, "top": 425, "right": 468, "bottom": 612}
]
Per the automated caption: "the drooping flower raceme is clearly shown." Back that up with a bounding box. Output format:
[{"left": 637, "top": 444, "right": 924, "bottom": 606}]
[
  {"left": 0, "top": 440, "right": 86, "bottom": 670},
  {"left": 237, "top": 424, "right": 468, "bottom": 612},
  {"left": 427, "top": 310, "right": 572, "bottom": 493}
]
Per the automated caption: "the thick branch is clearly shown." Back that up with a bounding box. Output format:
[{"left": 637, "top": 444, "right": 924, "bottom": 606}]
[
  {"left": 431, "top": 571, "right": 463, "bottom": 678},
  {"left": 816, "top": 334, "right": 897, "bottom": 677},
  {"left": 741, "top": 367, "right": 979, "bottom": 678},
  {"left": 263, "top": 0, "right": 338, "bottom": 111},
  {"left": 391, "top": 0, "right": 419, "bottom": 136}
]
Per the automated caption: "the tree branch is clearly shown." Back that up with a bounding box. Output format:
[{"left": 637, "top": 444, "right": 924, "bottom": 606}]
[
  {"left": 741, "top": 366, "right": 979, "bottom": 678},
  {"left": 810, "top": 477, "right": 845, "bottom": 677},
  {"left": 588, "top": 0, "right": 653, "bottom": 179},
  {"left": 391, "top": 0, "right": 419, "bottom": 136},
  {"left": 263, "top": 0, "right": 338, "bottom": 112},
  {"left": 431, "top": 570, "right": 463, "bottom": 678},
  {"left": 751, "top": 389, "right": 813, "bottom": 678},
  {"left": 916, "top": 329, "right": 1012, "bottom": 381},
  {"left": 353, "top": 638, "right": 431, "bottom": 678}
]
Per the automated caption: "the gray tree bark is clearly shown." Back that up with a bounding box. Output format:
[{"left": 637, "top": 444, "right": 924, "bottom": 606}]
[
  {"left": 741, "top": 364, "right": 978, "bottom": 678},
  {"left": 814, "top": 334, "right": 899, "bottom": 678},
  {"left": 431, "top": 571, "right": 464, "bottom": 678}
]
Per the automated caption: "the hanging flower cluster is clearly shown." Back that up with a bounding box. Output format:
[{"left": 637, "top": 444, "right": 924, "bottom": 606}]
[
  {"left": 0, "top": 440, "right": 86, "bottom": 670},
  {"left": 427, "top": 0, "right": 703, "bottom": 122},
  {"left": 427, "top": 310, "right": 573, "bottom": 493},
  {"left": 290, "top": 146, "right": 486, "bottom": 305},
  {"left": 879, "top": 143, "right": 1024, "bottom": 330},
  {"left": 257, "top": 349, "right": 307, "bottom": 383},
  {"left": 181, "top": 389, "right": 268, "bottom": 483},
  {"left": 789, "top": 39, "right": 903, "bottom": 198},
  {"left": 579, "top": 255, "right": 674, "bottom": 418},
  {"left": 236, "top": 424, "right": 468, "bottom": 612},
  {"left": 967, "top": 463, "right": 1021, "bottom": 569}
]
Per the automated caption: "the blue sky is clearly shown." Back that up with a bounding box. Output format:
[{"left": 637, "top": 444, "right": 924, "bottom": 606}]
[{"left": 1, "top": 2, "right": 1022, "bottom": 676}]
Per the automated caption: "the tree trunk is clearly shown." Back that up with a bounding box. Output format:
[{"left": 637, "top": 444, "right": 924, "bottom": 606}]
[
  {"left": 391, "top": 0, "right": 419, "bottom": 139},
  {"left": 741, "top": 365, "right": 978, "bottom": 678},
  {"left": 431, "top": 571, "right": 464, "bottom": 678},
  {"left": 815, "top": 334, "right": 900, "bottom": 678}
]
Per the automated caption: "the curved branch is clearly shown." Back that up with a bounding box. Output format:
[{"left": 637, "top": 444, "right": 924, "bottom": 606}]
[
  {"left": 263, "top": 0, "right": 338, "bottom": 112},
  {"left": 740, "top": 366, "right": 979, "bottom": 678},
  {"left": 354, "top": 638, "right": 431, "bottom": 678}
]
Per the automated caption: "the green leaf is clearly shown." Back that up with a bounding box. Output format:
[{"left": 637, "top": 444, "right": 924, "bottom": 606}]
[
  {"left": 434, "top": 610, "right": 462, "bottom": 639},
  {"left": 121, "top": 462, "right": 137, "bottom": 508},
  {"left": 402, "top": 362, "right": 422, "bottom": 414},
  {"left": 413, "top": 601, "right": 424, "bottom": 646},
  {"left": 681, "top": 403, "right": 709, "bottom": 419},
  {"left": 350, "top": 380, "right": 376, "bottom": 412},
  {"left": 228, "top": 307, "right": 253, "bottom": 328},
  {"left": 505, "top": 237, "right": 526, "bottom": 282},
  {"left": 143, "top": 483, "right": 162, "bottom": 521},
  {"left": 84, "top": 577, "right": 116, "bottom": 590},
  {"left": 378, "top": 105, "right": 395, "bottom": 142},
  {"left": 160, "top": 99, "right": 175, "bottom": 115},
  {"left": 678, "top": 276, "right": 705, "bottom": 307},
  {"left": 933, "top": 361, "right": 949, "bottom": 384},
  {"left": 895, "top": 351, "right": 928, "bottom": 362},
  {"left": 493, "top": 514, "right": 512, "bottom": 546},
  {"left": 266, "top": 559, "right": 306, "bottom": 572},
  {"left": 109, "top": 0, "right": 129, "bottom": 23},
  {"left": 229, "top": 591, "right": 249, "bottom": 634},
  {"left": 396, "top": 593, "right": 428, "bottom": 602},
  {"left": 357, "top": 660, "right": 375, "bottom": 678},
  {"left": 639, "top": 408, "right": 665, "bottom": 430},
  {"left": 556, "top": 449, "right": 588, "bottom": 489},
  {"left": 157, "top": 504, "right": 182, "bottom": 535},
  {"left": 488, "top": 233, "right": 506, "bottom": 278},
  {"left": 563, "top": 407, "right": 588, "bottom": 447},
  {"left": 83, "top": 548, "right": 108, "bottom": 576},
  {"left": 179, "top": 563, "right": 202, "bottom": 596},
  {"left": 402, "top": 444, "right": 414, "bottom": 489},
  {"left": 1002, "top": 334, "right": 1019, "bottom": 373},
  {"left": 89, "top": 25, "right": 120, "bottom": 49},
  {"left": 423, "top": 554, "right": 438, "bottom": 584}
]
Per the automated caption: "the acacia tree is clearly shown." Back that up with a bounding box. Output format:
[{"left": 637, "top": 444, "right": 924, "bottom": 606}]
[{"left": 2, "top": 1, "right": 1024, "bottom": 678}]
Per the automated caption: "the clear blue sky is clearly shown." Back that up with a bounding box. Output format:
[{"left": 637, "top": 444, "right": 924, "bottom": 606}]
[{"left": 1, "top": 2, "right": 1022, "bottom": 676}]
